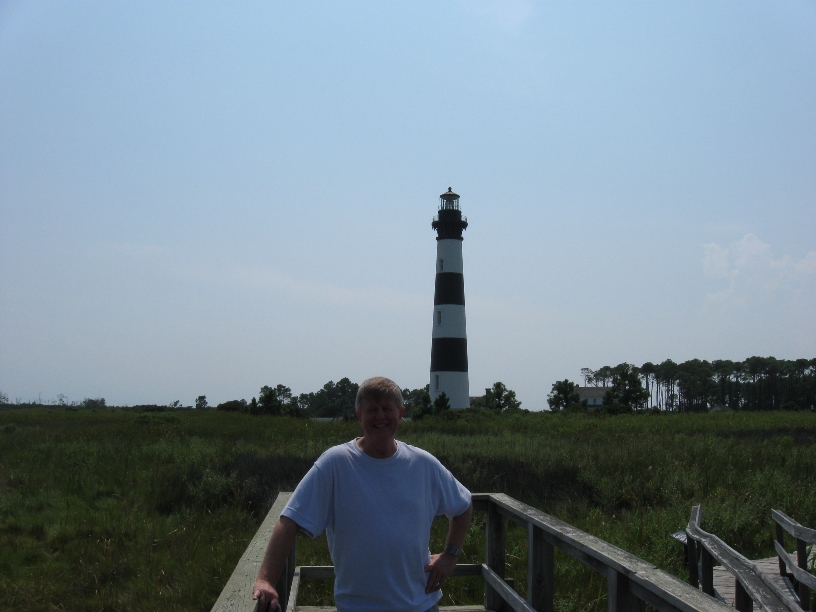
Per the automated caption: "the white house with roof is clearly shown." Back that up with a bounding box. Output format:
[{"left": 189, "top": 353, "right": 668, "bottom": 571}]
[{"left": 575, "top": 387, "right": 612, "bottom": 409}]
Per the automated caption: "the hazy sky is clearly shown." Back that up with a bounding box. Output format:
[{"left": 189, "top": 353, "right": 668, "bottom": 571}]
[{"left": 1, "top": 1, "right": 814, "bottom": 409}]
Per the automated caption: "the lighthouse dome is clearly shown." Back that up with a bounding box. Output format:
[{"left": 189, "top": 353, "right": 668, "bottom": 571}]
[{"left": 439, "top": 187, "right": 460, "bottom": 210}]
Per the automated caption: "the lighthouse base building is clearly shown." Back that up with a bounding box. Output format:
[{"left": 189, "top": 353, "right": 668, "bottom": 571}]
[{"left": 430, "top": 188, "right": 470, "bottom": 409}]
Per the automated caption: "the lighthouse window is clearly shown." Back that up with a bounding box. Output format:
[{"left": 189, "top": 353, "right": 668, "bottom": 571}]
[
  {"left": 436, "top": 310, "right": 442, "bottom": 325},
  {"left": 435, "top": 375, "right": 439, "bottom": 391},
  {"left": 438, "top": 258, "right": 444, "bottom": 272}
]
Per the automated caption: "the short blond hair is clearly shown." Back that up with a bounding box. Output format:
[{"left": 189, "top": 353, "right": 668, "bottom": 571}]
[{"left": 355, "top": 377, "right": 404, "bottom": 412}]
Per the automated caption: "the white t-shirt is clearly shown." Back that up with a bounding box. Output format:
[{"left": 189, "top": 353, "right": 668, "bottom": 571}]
[{"left": 282, "top": 439, "right": 472, "bottom": 612}]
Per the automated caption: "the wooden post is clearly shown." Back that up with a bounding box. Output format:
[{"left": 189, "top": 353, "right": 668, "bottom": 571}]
[
  {"left": 486, "top": 499, "right": 506, "bottom": 612},
  {"left": 607, "top": 569, "right": 642, "bottom": 612},
  {"left": 776, "top": 522, "right": 787, "bottom": 576},
  {"left": 798, "top": 537, "right": 811, "bottom": 611},
  {"left": 687, "top": 536, "right": 699, "bottom": 588},
  {"left": 275, "top": 538, "right": 297, "bottom": 612},
  {"left": 700, "top": 546, "right": 714, "bottom": 597},
  {"left": 528, "top": 524, "right": 554, "bottom": 612},
  {"left": 734, "top": 579, "right": 752, "bottom": 612}
]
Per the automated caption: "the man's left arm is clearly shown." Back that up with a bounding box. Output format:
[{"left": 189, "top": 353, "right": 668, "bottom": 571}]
[{"left": 424, "top": 502, "right": 473, "bottom": 593}]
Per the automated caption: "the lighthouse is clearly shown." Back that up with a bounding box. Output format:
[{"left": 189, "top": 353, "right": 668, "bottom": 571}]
[{"left": 430, "top": 188, "right": 469, "bottom": 409}]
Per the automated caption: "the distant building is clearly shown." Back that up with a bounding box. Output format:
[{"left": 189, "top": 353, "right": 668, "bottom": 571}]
[{"left": 575, "top": 386, "right": 612, "bottom": 409}]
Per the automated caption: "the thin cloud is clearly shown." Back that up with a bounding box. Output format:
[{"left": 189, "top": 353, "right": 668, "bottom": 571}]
[{"left": 703, "top": 234, "right": 816, "bottom": 306}]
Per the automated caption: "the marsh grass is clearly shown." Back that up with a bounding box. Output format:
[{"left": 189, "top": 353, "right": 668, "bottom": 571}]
[{"left": 0, "top": 408, "right": 813, "bottom": 611}]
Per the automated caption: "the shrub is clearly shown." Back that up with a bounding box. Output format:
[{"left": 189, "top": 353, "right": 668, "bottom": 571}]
[{"left": 216, "top": 399, "right": 247, "bottom": 412}]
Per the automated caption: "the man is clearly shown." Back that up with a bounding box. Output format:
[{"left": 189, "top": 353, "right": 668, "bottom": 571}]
[{"left": 253, "top": 376, "right": 473, "bottom": 612}]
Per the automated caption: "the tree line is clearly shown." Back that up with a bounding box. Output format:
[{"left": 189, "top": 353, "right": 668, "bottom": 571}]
[
  {"left": 205, "top": 378, "right": 360, "bottom": 418},
  {"left": 548, "top": 356, "right": 815, "bottom": 413},
  {"left": 1, "top": 378, "right": 524, "bottom": 419},
  {"left": 207, "top": 379, "right": 524, "bottom": 420}
]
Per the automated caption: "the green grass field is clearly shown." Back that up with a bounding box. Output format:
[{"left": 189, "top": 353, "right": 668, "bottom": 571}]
[{"left": 0, "top": 408, "right": 814, "bottom": 611}]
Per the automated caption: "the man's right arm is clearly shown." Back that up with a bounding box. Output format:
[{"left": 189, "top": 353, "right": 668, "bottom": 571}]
[{"left": 253, "top": 515, "right": 299, "bottom": 612}]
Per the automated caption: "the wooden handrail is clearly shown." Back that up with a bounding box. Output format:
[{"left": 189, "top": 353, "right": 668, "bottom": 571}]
[
  {"left": 772, "top": 509, "right": 815, "bottom": 611},
  {"left": 214, "top": 493, "right": 733, "bottom": 612},
  {"left": 686, "top": 505, "right": 801, "bottom": 612},
  {"left": 211, "top": 492, "right": 294, "bottom": 612},
  {"left": 773, "top": 543, "right": 816, "bottom": 591},
  {"left": 772, "top": 510, "right": 816, "bottom": 545}
]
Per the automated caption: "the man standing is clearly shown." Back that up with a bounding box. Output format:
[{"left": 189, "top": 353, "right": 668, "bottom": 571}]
[{"left": 253, "top": 376, "right": 473, "bottom": 612}]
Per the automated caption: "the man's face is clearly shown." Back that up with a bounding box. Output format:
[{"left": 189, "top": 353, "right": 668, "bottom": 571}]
[{"left": 356, "top": 396, "right": 405, "bottom": 445}]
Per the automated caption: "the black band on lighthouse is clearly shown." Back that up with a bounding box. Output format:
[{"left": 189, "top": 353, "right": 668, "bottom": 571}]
[
  {"left": 433, "top": 273, "right": 465, "bottom": 306},
  {"left": 430, "top": 338, "right": 468, "bottom": 371}
]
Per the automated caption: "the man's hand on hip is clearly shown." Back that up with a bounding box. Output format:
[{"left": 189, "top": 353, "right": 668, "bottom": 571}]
[{"left": 424, "top": 552, "right": 458, "bottom": 593}]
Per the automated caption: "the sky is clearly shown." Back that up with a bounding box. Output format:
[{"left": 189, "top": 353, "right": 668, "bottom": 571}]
[{"left": 1, "top": 1, "right": 814, "bottom": 409}]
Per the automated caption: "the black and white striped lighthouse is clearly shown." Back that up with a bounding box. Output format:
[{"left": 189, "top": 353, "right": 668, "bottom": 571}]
[{"left": 430, "top": 188, "right": 469, "bottom": 409}]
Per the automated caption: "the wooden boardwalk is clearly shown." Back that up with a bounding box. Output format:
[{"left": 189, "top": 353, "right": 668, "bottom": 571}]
[
  {"left": 712, "top": 549, "right": 815, "bottom": 608},
  {"left": 214, "top": 493, "right": 733, "bottom": 612},
  {"left": 299, "top": 608, "right": 485, "bottom": 612}
]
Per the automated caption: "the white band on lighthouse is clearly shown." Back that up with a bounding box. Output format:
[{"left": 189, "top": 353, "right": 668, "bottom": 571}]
[
  {"left": 432, "top": 304, "right": 466, "bottom": 338},
  {"left": 431, "top": 372, "right": 469, "bottom": 408},
  {"left": 436, "top": 239, "right": 464, "bottom": 274}
]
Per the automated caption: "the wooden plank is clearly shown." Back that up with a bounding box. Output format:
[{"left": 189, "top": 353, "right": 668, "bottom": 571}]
[
  {"left": 776, "top": 523, "right": 787, "bottom": 576},
  {"left": 752, "top": 556, "right": 807, "bottom": 612},
  {"left": 607, "top": 568, "right": 641, "bottom": 612},
  {"left": 700, "top": 547, "right": 714, "bottom": 597},
  {"left": 488, "top": 494, "right": 654, "bottom": 577},
  {"left": 734, "top": 579, "right": 752, "bottom": 612},
  {"left": 528, "top": 524, "right": 554, "bottom": 612},
  {"left": 280, "top": 538, "right": 297, "bottom": 612},
  {"left": 797, "top": 538, "right": 812, "bottom": 611},
  {"left": 629, "top": 568, "right": 731, "bottom": 612},
  {"left": 452, "top": 563, "right": 484, "bottom": 577},
  {"left": 488, "top": 494, "right": 728, "bottom": 612},
  {"left": 753, "top": 557, "right": 799, "bottom": 605},
  {"left": 687, "top": 523, "right": 797, "bottom": 612},
  {"left": 472, "top": 493, "right": 490, "bottom": 514},
  {"left": 714, "top": 558, "right": 800, "bottom": 609},
  {"left": 774, "top": 542, "right": 816, "bottom": 591},
  {"left": 298, "top": 566, "right": 336, "bottom": 580},
  {"left": 296, "top": 603, "right": 490, "bottom": 611},
  {"left": 285, "top": 568, "right": 301, "bottom": 612},
  {"left": 711, "top": 564, "right": 732, "bottom": 602},
  {"left": 689, "top": 506, "right": 702, "bottom": 530},
  {"left": 482, "top": 564, "right": 537, "bottom": 612},
  {"left": 686, "top": 536, "right": 699, "bottom": 589},
  {"left": 486, "top": 501, "right": 507, "bottom": 612},
  {"left": 212, "top": 492, "right": 293, "bottom": 612},
  {"left": 771, "top": 510, "right": 816, "bottom": 544},
  {"left": 498, "top": 506, "right": 529, "bottom": 530}
]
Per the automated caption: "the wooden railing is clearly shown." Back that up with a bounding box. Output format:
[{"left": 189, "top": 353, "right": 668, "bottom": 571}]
[
  {"left": 684, "top": 505, "right": 815, "bottom": 612},
  {"left": 212, "top": 492, "right": 731, "bottom": 612},
  {"left": 773, "top": 509, "right": 816, "bottom": 611}
]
